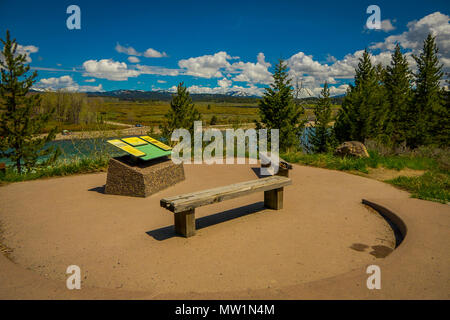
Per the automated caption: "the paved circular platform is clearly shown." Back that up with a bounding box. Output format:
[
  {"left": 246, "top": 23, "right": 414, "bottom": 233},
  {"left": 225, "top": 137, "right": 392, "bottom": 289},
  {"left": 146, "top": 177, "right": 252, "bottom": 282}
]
[{"left": 0, "top": 163, "right": 448, "bottom": 299}]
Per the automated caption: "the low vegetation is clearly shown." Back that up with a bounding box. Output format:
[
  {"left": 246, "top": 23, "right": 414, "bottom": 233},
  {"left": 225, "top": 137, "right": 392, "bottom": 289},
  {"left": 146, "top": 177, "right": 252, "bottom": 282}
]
[
  {"left": 0, "top": 155, "right": 109, "bottom": 184},
  {"left": 282, "top": 147, "right": 449, "bottom": 204}
]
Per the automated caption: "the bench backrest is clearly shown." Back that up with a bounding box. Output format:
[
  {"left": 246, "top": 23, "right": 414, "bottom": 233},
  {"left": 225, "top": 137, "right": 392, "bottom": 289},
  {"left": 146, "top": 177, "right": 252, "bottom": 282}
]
[{"left": 161, "top": 175, "right": 291, "bottom": 213}]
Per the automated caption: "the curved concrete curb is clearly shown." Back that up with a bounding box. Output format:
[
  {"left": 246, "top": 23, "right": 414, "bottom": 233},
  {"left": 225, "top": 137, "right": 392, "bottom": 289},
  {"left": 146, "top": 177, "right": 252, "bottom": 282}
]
[{"left": 152, "top": 198, "right": 449, "bottom": 299}]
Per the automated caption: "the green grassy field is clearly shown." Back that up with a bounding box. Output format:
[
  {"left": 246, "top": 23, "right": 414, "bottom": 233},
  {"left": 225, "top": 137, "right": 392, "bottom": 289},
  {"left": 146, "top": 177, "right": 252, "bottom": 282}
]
[
  {"left": 94, "top": 100, "right": 340, "bottom": 126},
  {"left": 97, "top": 101, "right": 260, "bottom": 125}
]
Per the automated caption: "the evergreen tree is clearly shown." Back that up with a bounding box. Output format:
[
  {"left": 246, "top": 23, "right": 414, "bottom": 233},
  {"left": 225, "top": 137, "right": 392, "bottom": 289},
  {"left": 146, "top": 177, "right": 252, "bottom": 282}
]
[
  {"left": 0, "top": 30, "right": 59, "bottom": 173},
  {"left": 309, "top": 82, "right": 334, "bottom": 153},
  {"left": 161, "top": 82, "right": 201, "bottom": 143},
  {"left": 384, "top": 44, "right": 413, "bottom": 146},
  {"left": 257, "top": 59, "right": 306, "bottom": 152},
  {"left": 411, "top": 33, "right": 445, "bottom": 147},
  {"left": 334, "top": 49, "right": 383, "bottom": 143},
  {"left": 438, "top": 72, "right": 450, "bottom": 147}
]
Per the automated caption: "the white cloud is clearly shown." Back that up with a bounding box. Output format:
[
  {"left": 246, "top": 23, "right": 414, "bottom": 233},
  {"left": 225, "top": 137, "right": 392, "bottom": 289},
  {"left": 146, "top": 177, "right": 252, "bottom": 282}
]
[
  {"left": 326, "top": 54, "right": 337, "bottom": 63},
  {"left": 34, "top": 75, "right": 104, "bottom": 92},
  {"left": 82, "top": 59, "right": 140, "bottom": 81},
  {"left": 157, "top": 79, "right": 167, "bottom": 83},
  {"left": 229, "top": 52, "right": 272, "bottom": 84},
  {"left": 286, "top": 12, "right": 450, "bottom": 96},
  {"left": 370, "top": 12, "right": 450, "bottom": 63},
  {"left": 167, "top": 82, "right": 264, "bottom": 96},
  {"left": 16, "top": 44, "right": 38, "bottom": 62},
  {"left": 178, "top": 51, "right": 234, "bottom": 78},
  {"left": 177, "top": 51, "right": 272, "bottom": 84},
  {"left": 128, "top": 56, "right": 140, "bottom": 63},
  {"left": 217, "top": 77, "right": 232, "bottom": 88},
  {"left": 115, "top": 43, "right": 139, "bottom": 56},
  {"left": 0, "top": 44, "right": 38, "bottom": 65},
  {"left": 380, "top": 19, "right": 396, "bottom": 32},
  {"left": 115, "top": 43, "right": 167, "bottom": 58},
  {"left": 84, "top": 78, "right": 96, "bottom": 82},
  {"left": 143, "top": 48, "right": 167, "bottom": 58},
  {"left": 136, "top": 64, "right": 180, "bottom": 76}
]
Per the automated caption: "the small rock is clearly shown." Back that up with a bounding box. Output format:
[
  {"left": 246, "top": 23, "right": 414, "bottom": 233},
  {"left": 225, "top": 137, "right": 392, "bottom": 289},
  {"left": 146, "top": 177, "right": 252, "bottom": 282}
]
[{"left": 334, "top": 141, "right": 370, "bottom": 158}]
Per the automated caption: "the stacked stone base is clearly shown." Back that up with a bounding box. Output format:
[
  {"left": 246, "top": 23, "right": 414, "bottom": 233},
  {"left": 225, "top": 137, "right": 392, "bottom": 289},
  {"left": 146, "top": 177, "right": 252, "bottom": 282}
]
[{"left": 105, "top": 156, "right": 185, "bottom": 197}]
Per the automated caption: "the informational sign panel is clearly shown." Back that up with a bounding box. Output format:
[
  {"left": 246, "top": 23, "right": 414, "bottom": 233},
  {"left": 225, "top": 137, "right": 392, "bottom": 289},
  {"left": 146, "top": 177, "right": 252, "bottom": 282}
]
[
  {"left": 140, "top": 136, "right": 172, "bottom": 151},
  {"left": 107, "top": 136, "right": 172, "bottom": 161},
  {"left": 107, "top": 139, "right": 146, "bottom": 157}
]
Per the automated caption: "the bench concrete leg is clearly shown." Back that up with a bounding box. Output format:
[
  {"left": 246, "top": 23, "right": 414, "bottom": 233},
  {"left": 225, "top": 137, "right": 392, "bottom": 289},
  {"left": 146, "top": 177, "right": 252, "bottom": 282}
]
[
  {"left": 174, "top": 209, "right": 196, "bottom": 237},
  {"left": 264, "top": 187, "right": 284, "bottom": 210}
]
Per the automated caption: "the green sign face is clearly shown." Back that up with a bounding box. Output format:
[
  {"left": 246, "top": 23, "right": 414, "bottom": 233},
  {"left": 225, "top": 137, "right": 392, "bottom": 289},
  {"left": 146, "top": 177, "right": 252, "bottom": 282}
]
[{"left": 107, "top": 136, "right": 172, "bottom": 161}]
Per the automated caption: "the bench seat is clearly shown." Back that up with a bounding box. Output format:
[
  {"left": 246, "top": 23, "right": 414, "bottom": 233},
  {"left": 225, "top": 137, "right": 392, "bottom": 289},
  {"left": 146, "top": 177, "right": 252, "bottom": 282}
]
[{"left": 160, "top": 175, "right": 292, "bottom": 237}]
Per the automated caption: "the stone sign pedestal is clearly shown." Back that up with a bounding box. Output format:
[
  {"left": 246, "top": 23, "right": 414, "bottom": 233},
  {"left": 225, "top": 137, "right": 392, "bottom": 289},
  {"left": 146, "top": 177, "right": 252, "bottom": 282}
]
[{"left": 105, "top": 155, "right": 184, "bottom": 197}]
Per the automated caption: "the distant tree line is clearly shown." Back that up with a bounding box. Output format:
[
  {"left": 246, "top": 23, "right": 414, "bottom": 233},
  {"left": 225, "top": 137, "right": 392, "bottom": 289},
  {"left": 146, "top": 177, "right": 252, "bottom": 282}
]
[{"left": 39, "top": 91, "right": 106, "bottom": 126}]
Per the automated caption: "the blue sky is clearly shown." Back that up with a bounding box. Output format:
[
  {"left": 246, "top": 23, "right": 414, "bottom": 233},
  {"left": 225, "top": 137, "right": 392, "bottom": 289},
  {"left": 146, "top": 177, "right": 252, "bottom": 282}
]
[{"left": 1, "top": 0, "right": 449, "bottom": 96}]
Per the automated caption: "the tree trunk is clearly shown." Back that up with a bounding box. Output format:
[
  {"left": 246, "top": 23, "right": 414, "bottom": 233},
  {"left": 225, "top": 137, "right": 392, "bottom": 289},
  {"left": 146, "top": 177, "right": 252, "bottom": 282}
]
[{"left": 16, "top": 159, "right": 21, "bottom": 174}]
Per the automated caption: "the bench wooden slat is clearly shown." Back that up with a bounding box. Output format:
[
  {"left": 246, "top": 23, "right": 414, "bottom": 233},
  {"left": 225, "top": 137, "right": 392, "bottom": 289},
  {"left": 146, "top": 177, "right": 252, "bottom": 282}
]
[{"left": 160, "top": 176, "right": 291, "bottom": 213}]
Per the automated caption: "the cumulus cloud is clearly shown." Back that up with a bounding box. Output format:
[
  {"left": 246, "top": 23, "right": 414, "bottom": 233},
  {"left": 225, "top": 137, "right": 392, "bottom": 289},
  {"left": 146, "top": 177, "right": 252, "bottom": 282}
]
[
  {"left": 33, "top": 75, "right": 103, "bottom": 92},
  {"left": 16, "top": 44, "right": 39, "bottom": 62},
  {"left": 286, "top": 12, "right": 450, "bottom": 96},
  {"left": 143, "top": 48, "right": 167, "bottom": 58},
  {"left": 115, "top": 43, "right": 167, "bottom": 58},
  {"left": 229, "top": 52, "right": 272, "bottom": 84},
  {"left": 177, "top": 51, "right": 272, "bottom": 85},
  {"left": 0, "top": 44, "right": 38, "bottom": 65},
  {"left": 82, "top": 59, "right": 140, "bottom": 81},
  {"left": 380, "top": 19, "right": 396, "bottom": 32},
  {"left": 217, "top": 77, "right": 232, "bottom": 88},
  {"left": 115, "top": 43, "right": 139, "bottom": 56},
  {"left": 157, "top": 79, "right": 167, "bottom": 84},
  {"left": 178, "top": 51, "right": 234, "bottom": 78},
  {"left": 128, "top": 56, "right": 140, "bottom": 63},
  {"left": 84, "top": 78, "right": 96, "bottom": 82},
  {"left": 370, "top": 12, "right": 450, "bottom": 63}
]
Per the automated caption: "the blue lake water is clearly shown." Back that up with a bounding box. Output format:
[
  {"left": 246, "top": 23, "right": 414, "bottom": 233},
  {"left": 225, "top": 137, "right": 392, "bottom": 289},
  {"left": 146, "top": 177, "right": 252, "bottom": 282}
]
[{"left": 0, "top": 128, "right": 313, "bottom": 166}]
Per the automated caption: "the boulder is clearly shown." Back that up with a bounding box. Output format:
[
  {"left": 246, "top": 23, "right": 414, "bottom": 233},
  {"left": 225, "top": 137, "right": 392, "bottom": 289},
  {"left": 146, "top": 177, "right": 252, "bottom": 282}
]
[{"left": 334, "top": 141, "right": 370, "bottom": 158}]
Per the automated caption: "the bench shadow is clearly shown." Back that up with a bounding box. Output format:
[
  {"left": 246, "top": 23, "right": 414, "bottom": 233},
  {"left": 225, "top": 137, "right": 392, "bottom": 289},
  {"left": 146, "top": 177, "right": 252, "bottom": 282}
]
[
  {"left": 88, "top": 185, "right": 105, "bottom": 194},
  {"left": 251, "top": 167, "right": 264, "bottom": 178},
  {"left": 146, "top": 201, "right": 266, "bottom": 241}
]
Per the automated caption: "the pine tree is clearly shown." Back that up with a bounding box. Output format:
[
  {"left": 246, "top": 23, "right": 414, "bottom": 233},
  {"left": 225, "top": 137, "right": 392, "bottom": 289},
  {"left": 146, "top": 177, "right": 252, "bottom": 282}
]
[
  {"left": 384, "top": 44, "right": 413, "bottom": 146},
  {"left": 0, "top": 30, "right": 59, "bottom": 173},
  {"left": 161, "top": 82, "right": 201, "bottom": 143},
  {"left": 257, "top": 59, "right": 306, "bottom": 152},
  {"left": 309, "top": 82, "right": 334, "bottom": 153},
  {"left": 442, "top": 72, "right": 450, "bottom": 146},
  {"left": 334, "top": 49, "right": 383, "bottom": 143},
  {"left": 411, "top": 33, "right": 445, "bottom": 147}
]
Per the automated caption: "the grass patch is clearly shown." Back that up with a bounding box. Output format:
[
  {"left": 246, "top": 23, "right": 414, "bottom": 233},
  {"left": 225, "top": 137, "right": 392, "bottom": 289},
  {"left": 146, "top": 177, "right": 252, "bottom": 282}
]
[
  {"left": 386, "top": 171, "right": 449, "bottom": 204},
  {"left": 281, "top": 150, "right": 436, "bottom": 174},
  {"left": 283, "top": 149, "right": 449, "bottom": 204},
  {"left": 0, "top": 156, "right": 109, "bottom": 183}
]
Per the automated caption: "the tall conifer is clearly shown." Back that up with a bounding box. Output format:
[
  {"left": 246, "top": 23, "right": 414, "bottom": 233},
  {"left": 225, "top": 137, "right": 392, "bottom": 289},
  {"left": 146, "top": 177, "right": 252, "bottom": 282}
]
[
  {"left": 0, "top": 30, "right": 59, "bottom": 173},
  {"left": 411, "top": 33, "right": 445, "bottom": 147},
  {"left": 257, "top": 59, "right": 306, "bottom": 152},
  {"left": 384, "top": 44, "right": 413, "bottom": 146}
]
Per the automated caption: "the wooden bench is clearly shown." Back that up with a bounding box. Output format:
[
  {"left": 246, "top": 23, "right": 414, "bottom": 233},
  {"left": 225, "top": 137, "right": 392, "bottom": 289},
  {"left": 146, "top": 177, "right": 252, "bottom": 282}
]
[{"left": 160, "top": 175, "right": 292, "bottom": 237}]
